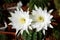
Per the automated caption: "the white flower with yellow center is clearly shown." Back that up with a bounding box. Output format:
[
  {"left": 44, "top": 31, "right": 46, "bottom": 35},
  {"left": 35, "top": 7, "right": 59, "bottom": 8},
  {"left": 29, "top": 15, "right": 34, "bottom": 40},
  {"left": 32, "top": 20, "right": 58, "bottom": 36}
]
[
  {"left": 31, "top": 5, "right": 53, "bottom": 34},
  {"left": 8, "top": 8, "right": 32, "bottom": 35}
]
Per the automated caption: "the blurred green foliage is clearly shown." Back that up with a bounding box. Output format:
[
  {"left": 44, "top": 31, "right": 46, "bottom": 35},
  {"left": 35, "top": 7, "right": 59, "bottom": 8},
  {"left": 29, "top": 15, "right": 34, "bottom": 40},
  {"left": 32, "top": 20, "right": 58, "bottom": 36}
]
[
  {"left": 54, "top": 0, "right": 60, "bottom": 9},
  {"left": 0, "top": 34, "right": 7, "bottom": 40},
  {"left": 28, "top": 0, "right": 49, "bottom": 10},
  {"left": 0, "top": 8, "right": 4, "bottom": 24},
  {"left": 4, "top": 0, "right": 13, "bottom": 3},
  {"left": 52, "top": 23, "right": 60, "bottom": 40}
]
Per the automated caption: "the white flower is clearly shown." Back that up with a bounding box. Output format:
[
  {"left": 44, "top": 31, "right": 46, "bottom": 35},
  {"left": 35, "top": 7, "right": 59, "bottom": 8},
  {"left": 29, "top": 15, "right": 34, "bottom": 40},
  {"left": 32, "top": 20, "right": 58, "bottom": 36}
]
[
  {"left": 7, "top": 1, "right": 22, "bottom": 10},
  {"left": 8, "top": 8, "right": 32, "bottom": 35},
  {"left": 31, "top": 5, "right": 53, "bottom": 32},
  {"left": 17, "top": 1, "right": 22, "bottom": 9}
]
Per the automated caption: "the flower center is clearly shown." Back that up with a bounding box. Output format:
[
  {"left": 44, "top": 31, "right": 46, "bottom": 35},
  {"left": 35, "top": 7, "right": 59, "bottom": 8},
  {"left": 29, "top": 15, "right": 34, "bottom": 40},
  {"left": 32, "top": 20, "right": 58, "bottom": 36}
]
[
  {"left": 19, "top": 18, "right": 26, "bottom": 24},
  {"left": 37, "top": 16, "right": 44, "bottom": 22}
]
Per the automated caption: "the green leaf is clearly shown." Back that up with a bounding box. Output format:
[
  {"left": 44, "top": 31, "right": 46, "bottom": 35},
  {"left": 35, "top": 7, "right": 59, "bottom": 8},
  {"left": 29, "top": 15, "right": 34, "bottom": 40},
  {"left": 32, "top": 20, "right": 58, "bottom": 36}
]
[
  {"left": 31, "top": 29, "right": 37, "bottom": 40},
  {"left": 37, "top": 30, "right": 43, "bottom": 40}
]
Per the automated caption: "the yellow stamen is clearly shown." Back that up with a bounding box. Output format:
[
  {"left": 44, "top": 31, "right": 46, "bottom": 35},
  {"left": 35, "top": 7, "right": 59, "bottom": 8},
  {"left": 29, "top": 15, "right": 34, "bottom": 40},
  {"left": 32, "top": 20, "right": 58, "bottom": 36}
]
[
  {"left": 37, "top": 16, "right": 44, "bottom": 22},
  {"left": 19, "top": 18, "right": 26, "bottom": 24}
]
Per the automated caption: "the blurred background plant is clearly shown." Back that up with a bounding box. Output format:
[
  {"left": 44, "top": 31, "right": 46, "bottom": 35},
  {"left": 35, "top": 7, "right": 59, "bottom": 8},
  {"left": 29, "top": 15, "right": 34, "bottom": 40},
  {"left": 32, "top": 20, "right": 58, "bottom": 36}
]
[{"left": 28, "top": 0, "right": 50, "bottom": 10}]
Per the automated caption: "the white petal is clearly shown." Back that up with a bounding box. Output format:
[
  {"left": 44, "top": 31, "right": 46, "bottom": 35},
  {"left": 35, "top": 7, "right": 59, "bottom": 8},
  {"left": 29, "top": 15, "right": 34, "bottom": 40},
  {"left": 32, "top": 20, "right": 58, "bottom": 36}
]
[
  {"left": 34, "top": 5, "right": 38, "bottom": 10},
  {"left": 0, "top": 22, "right": 7, "bottom": 29},
  {"left": 49, "top": 24, "right": 53, "bottom": 28},
  {"left": 7, "top": 7, "right": 16, "bottom": 10},
  {"left": 43, "top": 25, "right": 47, "bottom": 30},
  {"left": 8, "top": 17, "right": 12, "bottom": 20},
  {"left": 27, "top": 8, "right": 29, "bottom": 11},
  {"left": 20, "top": 30, "right": 23, "bottom": 35},
  {"left": 36, "top": 26, "right": 43, "bottom": 32},
  {"left": 8, "top": 23, "right": 12, "bottom": 25},
  {"left": 26, "top": 29, "right": 29, "bottom": 34},
  {"left": 39, "top": 7, "right": 43, "bottom": 12},
  {"left": 29, "top": 26, "right": 32, "bottom": 30},
  {"left": 50, "top": 15, "right": 53, "bottom": 19},
  {"left": 27, "top": 11, "right": 29, "bottom": 15},
  {"left": 10, "top": 12, "right": 14, "bottom": 16},
  {"left": 20, "top": 8, "right": 23, "bottom": 12},
  {"left": 48, "top": 9, "right": 53, "bottom": 14},
  {"left": 17, "top": 1, "right": 22, "bottom": 8},
  {"left": 44, "top": 8, "right": 47, "bottom": 13},
  {"left": 4, "top": 22, "right": 7, "bottom": 28},
  {"left": 32, "top": 24, "right": 38, "bottom": 28},
  {"left": 43, "top": 30, "right": 45, "bottom": 35},
  {"left": 16, "top": 29, "right": 19, "bottom": 35},
  {"left": 16, "top": 7, "right": 19, "bottom": 11},
  {"left": 17, "top": 30, "right": 23, "bottom": 36},
  {"left": 36, "top": 28, "right": 41, "bottom": 32}
]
